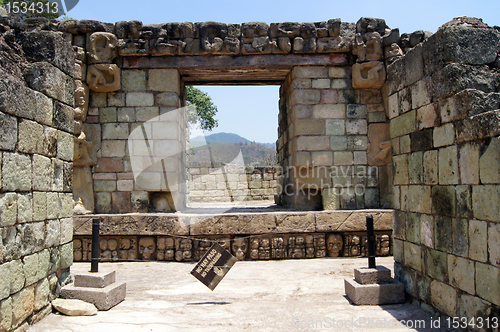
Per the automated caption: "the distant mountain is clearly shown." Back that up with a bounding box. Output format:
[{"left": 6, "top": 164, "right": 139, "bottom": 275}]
[
  {"left": 190, "top": 132, "right": 250, "bottom": 147},
  {"left": 188, "top": 132, "right": 276, "bottom": 166}
]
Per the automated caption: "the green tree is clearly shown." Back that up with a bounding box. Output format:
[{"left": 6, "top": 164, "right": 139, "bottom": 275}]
[{"left": 186, "top": 86, "right": 218, "bottom": 131}]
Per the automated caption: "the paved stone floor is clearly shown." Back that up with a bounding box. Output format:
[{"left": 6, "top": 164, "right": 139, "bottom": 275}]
[{"left": 29, "top": 257, "right": 457, "bottom": 332}]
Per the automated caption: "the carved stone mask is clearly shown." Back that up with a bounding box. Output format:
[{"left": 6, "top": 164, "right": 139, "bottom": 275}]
[
  {"left": 326, "top": 234, "right": 343, "bottom": 257},
  {"left": 232, "top": 237, "right": 248, "bottom": 260},
  {"left": 139, "top": 237, "right": 156, "bottom": 260}
]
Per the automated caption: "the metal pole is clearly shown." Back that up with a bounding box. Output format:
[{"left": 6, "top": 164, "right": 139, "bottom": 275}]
[
  {"left": 91, "top": 217, "right": 100, "bottom": 273},
  {"left": 366, "top": 215, "right": 376, "bottom": 269}
]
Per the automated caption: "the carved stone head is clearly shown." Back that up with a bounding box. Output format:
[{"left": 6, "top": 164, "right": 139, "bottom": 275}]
[
  {"left": 326, "top": 234, "right": 343, "bottom": 257},
  {"left": 139, "top": 237, "right": 156, "bottom": 260},
  {"left": 232, "top": 237, "right": 248, "bottom": 261}
]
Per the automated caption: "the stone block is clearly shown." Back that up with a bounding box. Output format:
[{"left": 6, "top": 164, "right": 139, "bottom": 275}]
[
  {"left": 398, "top": 88, "right": 412, "bottom": 114},
  {"left": 294, "top": 119, "right": 324, "bottom": 135},
  {"left": 0, "top": 111, "right": 17, "bottom": 151},
  {"left": 102, "top": 123, "right": 129, "bottom": 140},
  {"left": 387, "top": 93, "right": 399, "bottom": 119},
  {"left": 408, "top": 151, "right": 423, "bottom": 184},
  {"left": 32, "top": 192, "right": 46, "bottom": 222},
  {"left": 423, "top": 150, "right": 438, "bottom": 185},
  {"left": 331, "top": 79, "right": 349, "bottom": 89},
  {"left": 420, "top": 214, "right": 434, "bottom": 248},
  {"left": 456, "top": 110, "right": 500, "bottom": 143},
  {"left": 32, "top": 154, "right": 52, "bottom": 191},
  {"left": 344, "top": 278, "right": 405, "bottom": 305},
  {"left": 121, "top": 70, "right": 146, "bottom": 91},
  {"left": 329, "top": 67, "right": 349, "bottom": 78},
  {"left": 295, "top": 136, "right": 329, "bottom": 151},
  {"left": 417, "top": 103, "right": 438, "bottom": 130},
  {"left": 406, "top": 212, "right": 420, "bottom": 244},
  {"left": 291, "top": 105, "right": 312, "bottom": 119},
  {"left": 51, "top": 298, "right": 97, "bottom": 316},
  {"left": 95, "top": 192, "right": 112, "bottom": 213},
  {"left": 148, "top": 69, "right": 180, "bottom": 93},
  {"left": 60, "top": 218, "right": 73, "bottom": 245},
  {"left": 101, "top": 140, "right": 126, "bottom": 158},
  {"left": 346, "top": 105, "right": 367, "bottom": 119},
  {"left": 126, "top": 92, "right": 154, "bottom": 107},
  {"left": 346, "top": 136, "right": 367, "bottom": 151},
  {"left": 489, "top": 223, "right": 500, "bottom": 268},
  {"left": 448, "top": 255, "right": 475, "bottom": 295},
  {"left": 433, "top": 123, "right": 455, "bottom": 148},
  {"left": 0, "top": 297, "right": 12, "bottom": 332},
  {"left": 353, "top": 151, "right": 367, "bottom": 165},
  {"left": 338, "top": 90, "right": 360, "bottom": 104},
  {"left": 392, "top": 154, "right": 408, "bottom": 185},
  {"left": 311, "top": 151, "right": 332, "bottom": 166},
  {"left": 400, "top": 135, "right": 410, "bottom": 153},
  {"left": 99, "top": 107, "right": 117, "bottom": 123},
  {"left": 479, "top": 136, "right": 500, "bottom": 184},
  {"left": 405, "top": 44, "right": 424, "bottom": 86},
  {"left": 452, "top": 218, "right": 468, "bottom": 257},
  {"left": 458, "top": 142, "right": 480, "bottom": 185},
  {"left": 473, "top": 185, "right": 500, "bottom": 222},
  {"left": 2, "top": 152, "right": 31, "bottom": 191},
  {"left": 34, "top": 278, "right": 50, "bottom": 311},
  {"left": 117, "top": 107, "right": 135, "bottom": 122},
  {"left": 431, "top": 185, "right": 456, "bottom": 217},
  {"left": 330, "top": 136, "right": 347, "bottom": 151},
  {"left": 475, "top": 263, "right": 500, "bottom": 306},
  {"left": 24, "top": 62, "right": 74, "bottom": 106},
  {"left": 430, "top": 280, "right": 457, "bottom": 317},
  {"left": 90, "top": 93, "right": 107, "bottom": 108},
  {"left": 408, "top": 185, "right": 431, "bottom": 213},
  {"left": 322, "top": 188, "right": 339, "bottom": 210},
  {"left": 426, "top": 248, "right": 448, "bottom": 283},
  {"left": 393, "top": 239, "right": 404, "bottom": 263},
  {"left": 404, "top": 241, "right": 421, "bottom": 271},
  {"left": 108, "top": 93, "right": 125, "bottom": 107},
  {"left": 11, "top": 285, "right": 34, "bottom": 328},
  {"left": 293, "top": 66, "right": 328, "bottom": 78},
  {"left": 0, "top": 193, "right": 17, "bottom": 227},
  {"left": 53, "top": 101, "right": 74, "bottom": 134},
  {"left": 135, "top": 107, "right": 159, "bottom": 122},
  {"left": 156, "top": 92, "right": 180, "bottom": 107},
  {"left": 312, "top": 104, "right": 344, "bottom": 119},
  {"left": 438, "top": 146, "right": 459, "bottom": 185},
  {"left": 411, "top": 77, "right": 431, "bottom": 110},
  {"left": 17, "top": 193, "right": 32, "bottom": 224},
  {"left": 346, "top": 119, "right": 367, "bottom": 135},
  {"left": 458, "top": 294, "right": 492, "bottom": 324},
  {"left": 390, "top": 110, "right": 416, "bottom": 138},
  {"left": 333, "top": 151, "right": 353, "bottom": 165},
  {"left": 354, "top": 266, "right": 391, "bottom": 284},
  {"left": 56, "top": 130, "right": 74, "bottom": 162},
  {"left": 312, "top": 79, "right": 330, "bottom": 89},
  {"left": 291, "top": 89, "right": 321, "bottom": 105},
  {"left": 60, "top": 281, "right": 126, "bottom": 311},
  {"left": 74, "top": 271, "right": 116, "bottom": 288},
  {"left": 292, "top": 79, "right": 312, "bottom": 89}
]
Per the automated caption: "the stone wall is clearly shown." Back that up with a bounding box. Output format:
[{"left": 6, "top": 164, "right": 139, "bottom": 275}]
[
  {"left": 387, "top": 17, "right": 500, "bottom": 325},
  {"left": 0, "top": 20, "right": 75, "bottom": 331},
  {"left": 188, "top": 163, "right": 277, "bottom": 203}
]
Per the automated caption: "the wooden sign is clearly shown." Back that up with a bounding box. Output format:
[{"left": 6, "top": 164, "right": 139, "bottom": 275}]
[{"left": 191, "top": 242, "right": 237, "bottom": 291}]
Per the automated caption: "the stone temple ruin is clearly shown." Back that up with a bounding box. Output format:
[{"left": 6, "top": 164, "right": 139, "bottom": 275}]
[{"left": 0, "top": 13, "right": 499, "bottom": 331}]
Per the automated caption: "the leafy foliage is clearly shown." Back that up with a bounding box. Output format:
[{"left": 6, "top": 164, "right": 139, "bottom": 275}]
[{"left": 186, "top": 86, "right": 218, "bottom": 131}]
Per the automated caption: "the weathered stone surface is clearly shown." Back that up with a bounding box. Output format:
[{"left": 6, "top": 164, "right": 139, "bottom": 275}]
[
  {"left": 404, "top": 241, "right": 421, "bottom": 271},
  {"left": 0, "top": 297, "right": 12, "bottom": 332},
  {"left": 17, "top": 193, "right": 32, "bottom": 224},
  {"left": 53, "top": 101, "right": 74, "bottom": 134},
  {"left": 87, "top": 64, "right": 121, "bottom": 93},
  {"left": 475, "top": 263, "right": 500, "bottom": 306},
  {"left": 0, "top": 111, "right": 17, "bottom": 151},
  {"left": 430, "top": 280, "right": 457, "bottom": 317},
  {"left": 431, "top": 185, "right": 456, "bottom": 217},
  {"left": 51, "top": 298, "right": 97, "bottom": 316},
  {"left": 479, "top": 136, "right": 500, "bottom": 184},
  {"left": 344, "top": 278, "right": 404, "bottom": 305},
  {"left": 472, "top": 185, "right": 500, "bottom": 222},
  {"left": 316, "top": 211, "right": 392, "bottom": 232},
  {"left": 24, "top": 62, "right": 74, "bottom": 106},
  {"left": 390, "top": 110, "right": 416, "bottom": 138},
  {"left": 488, "top": 223, "right": 500, "bottom": 268},
  {"left": 0, "top": 193, "right": 17, "bottom": 227},
  {"left": 426, "top": 248, "right": 448, "bottom": 283},
  {"left": 469, "top": 219, "right": 487, "bottom": 262},
  {"left": 456, "top": 110, "right": 500, "bottom": 142},
  {"left": 2, "top": 152, "right": 31, "bottom": 191},
  {"left": 438, "top": 146, "right": 459, "bottom": 185},
  {"left": 11, "top": 285, "right": 34, "bottom": 328},
  {"left": 0, "top": 72, "right": 37, "bottom": 120},
  {"left": 448, "top": 255, "right": 474, "bottom": 294},
  {"left": 34, "top": 278, "right": 50, "bottom": 311},
  {"left": 408, "top": 185, "right": 431, "bottom": 213},
  {"left": 458, "top": 294, "right": 492, "bottom": 324}
]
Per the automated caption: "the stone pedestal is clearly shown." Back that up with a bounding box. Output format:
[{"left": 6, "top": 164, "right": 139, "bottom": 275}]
[
  {"left": 344, "top": 265, "right": 404, "bottom": 305},
  {"left": 60, "top": 271, "right": 126, "bottom": 310}
]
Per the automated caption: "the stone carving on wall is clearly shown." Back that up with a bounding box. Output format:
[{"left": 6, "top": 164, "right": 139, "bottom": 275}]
[
  {"left": 326, "top": 233, "right": 343, "bottom": 257},
  {"left": 116, "top": 20, "right": 150, "bottom": 56},
  {"left": 343, "top": 235, "right": 361, "bottom": 257},
  {"left": 231, "top": 237, "right": 248, "bottom": 260},
  {"left": 73, "top": 132, "right": 94, "bottom": 214},
  {"left": 74, "top": 46, "right": 87, "bottom": 80},
  {"left": 352, "top": 61, "right": 386, "bottom": 89},
  {"left": 139, "top": 237, "right": 156, "bottom": 260},
  {"left": 367, "top": 123, "right": 391, "bottom": 166},
  {"left": 352, "top": 31, "right": 386, "bottom": 89},
  {"left": 87, "top": 32, "right": 118, "bottom": 64},
  {"left": 73, "top": 233, "right": 393, "bottom": 262},
  {"left": 157, "top": 237, "right": 175, "bottom": 261},
  {"left": 175, "top": 238, "right": 193, "bottom": 262},
  {"left": 385, "top": 42, "right": 403, "bottom": 65},
  {"left": 74, "top": 80, "right": 89, "bottom": 135},
  {"left": 87, "top": 64, "right": 121, "bottom": 92}
]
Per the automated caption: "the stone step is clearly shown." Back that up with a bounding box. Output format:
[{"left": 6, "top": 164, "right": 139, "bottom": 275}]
[
  {"left": 344, "top": 278, "right": 405, "bottom": 305},
  {"left": 60, "top": 281, "right": 126, "bottom": 311},
  {"left": 354, "top": 266, "right": 391, "bottom": 284},
  {"left": 74, "top": 270, "right": 116, "bottom": 288}
]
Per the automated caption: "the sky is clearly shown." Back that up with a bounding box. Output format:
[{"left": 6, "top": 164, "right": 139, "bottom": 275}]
[{"left": 66, "top": 0, "right": 500, "bottom": 143}]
